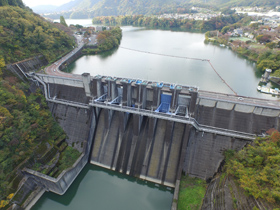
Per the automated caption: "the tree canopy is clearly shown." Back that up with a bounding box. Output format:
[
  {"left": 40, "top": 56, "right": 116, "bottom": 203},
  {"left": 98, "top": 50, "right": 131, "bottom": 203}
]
[
  {"left": 227, "top": 131, "right": 280, "bottom": 205},
  {"left": 60, "top": 15, "right": 68, "bottom": 27},
  {"left": 0, "top": 3, "right": 79, "bottom": 207},
  {"left": 42, "top": 0, "right": 280, "bottom": 19},
  {"left": 0, "top": 6, "right": 75, "bottom": 64},
  {"left": 92, "top": 14, "right": 245, "bottom": 32},
  {"left": 0, "top": 0, "right": 24, "bottom": 7}
]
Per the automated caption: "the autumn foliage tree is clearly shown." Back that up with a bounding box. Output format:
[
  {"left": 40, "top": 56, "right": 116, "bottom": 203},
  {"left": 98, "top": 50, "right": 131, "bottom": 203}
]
[
  {"left": 226, "top": 132, "right": 280, "bottom": 205},
  {"left": 0, "top": 6, "right": 75, "bottom": 63},
  {"left": 92, "top": 14, "right": 246, "bottom": 31},
  {"left": 0, "top": 56, "right": 4, "bottom": 76},
  {"left": 96, "top": 27, "right": 122, "bottom": 51},
  {"left": 0, "top": 2, "right": 78, "bottom": 203}
]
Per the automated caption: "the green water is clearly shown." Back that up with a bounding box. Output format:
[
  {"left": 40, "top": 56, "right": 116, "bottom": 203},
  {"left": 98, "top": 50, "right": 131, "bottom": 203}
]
[
  {"left": 31, "top": 164, "right": 173, "bottom": 210},
  {"left": 66, "top": 25, "right": 276, "bottom": 99}
]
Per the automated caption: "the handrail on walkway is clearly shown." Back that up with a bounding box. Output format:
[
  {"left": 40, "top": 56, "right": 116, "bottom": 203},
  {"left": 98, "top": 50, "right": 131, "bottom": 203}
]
[{"left": 89, "top": 100, "right": 256, "bottom": 140}]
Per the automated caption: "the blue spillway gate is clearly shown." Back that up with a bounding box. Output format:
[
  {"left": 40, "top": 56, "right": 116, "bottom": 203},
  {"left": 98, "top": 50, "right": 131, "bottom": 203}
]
[{"left": 155, "top": 94, "right": 172, "bottom": 113}]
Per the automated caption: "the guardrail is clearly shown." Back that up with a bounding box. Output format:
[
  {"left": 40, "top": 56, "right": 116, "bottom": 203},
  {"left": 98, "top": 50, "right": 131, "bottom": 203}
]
[
  {"left": 30, "top": 74, "right": 89, "bottom": 109},
  {"left": 89, "top": 100, "right": 256, "bottom": 140},
  {"left": 199, "top": 91, "right": 280, "bottom": 110}
]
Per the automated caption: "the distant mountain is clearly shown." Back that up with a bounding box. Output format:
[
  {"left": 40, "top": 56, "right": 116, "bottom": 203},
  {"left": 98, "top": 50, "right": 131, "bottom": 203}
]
[
  {"left": 90, "top": 0, "right": 187, "bottom": 16},
  {"left": 41, "top": 0, "right": 280, "bottom": 19},
  {"left": 221, "top": 0, "right": 280, "bottom": 7},
  {"left": 31, "top": 0, "right": 83, "bottom": 13},
  {"left": 42, "top": 0, "right": 188, "bottom": 18},
  {"left": 32, "top": 5, "right": 58, "bottom": 13},
  {"left": 55, "top": 0, "right": 84, "bottom": 12}
]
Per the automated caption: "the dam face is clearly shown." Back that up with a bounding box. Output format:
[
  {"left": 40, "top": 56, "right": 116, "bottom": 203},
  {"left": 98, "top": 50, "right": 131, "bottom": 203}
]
[
  {"left": 35, "top": 73, "right": 280, "bottom": 187},
  {"left": 91, "top": 109, "right": 190, "bottom": 187}
]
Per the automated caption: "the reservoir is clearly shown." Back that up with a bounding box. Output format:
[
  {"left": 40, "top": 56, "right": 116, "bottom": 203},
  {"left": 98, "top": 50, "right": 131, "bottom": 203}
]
[
  {"left": 67, "top": 22, "right": 275, "bottom": 99},
  {"left": 32, "top": 19, "right": 276, "bottom": 210},
  {"left": 31, "top": 165, "right": 173, "bottom": 210}
]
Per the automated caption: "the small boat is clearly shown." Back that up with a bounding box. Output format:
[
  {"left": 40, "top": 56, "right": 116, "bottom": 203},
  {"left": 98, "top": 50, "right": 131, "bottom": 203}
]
[
  {"left": 257, "top": 85, "right": 279, "bottom": 95},
  {"left": 260, "top": 86, "right": 271, "bottom": 94},
  {"left": 270, "top": 88, "right": 279, "bottom": 95},
  {"left": 220, "top": 44, "right": 225, "bottom": 47}
]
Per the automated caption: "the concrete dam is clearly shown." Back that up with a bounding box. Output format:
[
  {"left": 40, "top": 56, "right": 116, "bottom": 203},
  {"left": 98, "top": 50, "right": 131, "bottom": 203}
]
[{"left": 24, "top": 71, "right": 279, "bottom": 191}]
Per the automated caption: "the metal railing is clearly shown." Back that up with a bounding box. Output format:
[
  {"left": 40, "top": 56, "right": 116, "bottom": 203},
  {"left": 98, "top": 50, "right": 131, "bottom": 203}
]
[
  {"left": 16, "top": 64, "right": 29, "bottom": 80},
  {"left": 89, "top": 100, "right": 256, "bottom": 140},
  {"left": 30, "top": 74, "right": 90, "bottom": 109}
]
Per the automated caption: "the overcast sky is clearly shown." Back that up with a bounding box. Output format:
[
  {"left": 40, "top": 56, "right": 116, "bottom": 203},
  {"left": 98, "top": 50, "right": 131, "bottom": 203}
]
[{"left": 22, "top": 0, "right": 72, "bottom": 7}]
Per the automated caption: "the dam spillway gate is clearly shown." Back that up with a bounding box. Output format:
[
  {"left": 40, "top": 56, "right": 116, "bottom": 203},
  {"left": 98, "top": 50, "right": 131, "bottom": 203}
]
[{"left": 31, "top": 73, "right": 280, "bottom": 188}]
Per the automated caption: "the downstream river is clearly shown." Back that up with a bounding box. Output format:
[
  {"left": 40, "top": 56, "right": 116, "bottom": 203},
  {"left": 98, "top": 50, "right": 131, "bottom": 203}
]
[{"left": 32, "top": 19, "right": 277, "bottom": 210}]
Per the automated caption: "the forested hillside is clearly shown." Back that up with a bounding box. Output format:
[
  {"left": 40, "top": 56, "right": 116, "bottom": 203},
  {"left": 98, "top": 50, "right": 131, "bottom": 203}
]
[
  {"left": 0, "top": 0, "right": 24, "bottom": 7},
  {"left": 92, "top": 14, "right": 246, "bottom": 31},
  {"left": 42, "top": 0, "right": 280, "bottom": 19},
  {"left": 221, "top": 0, "right": 279, "bottom": 7},
  {"left": 225, "top": 130, "right": 280, "bottom": 207},
  {"left": 0, "top": 5, "right": 75, "bottom": 64},
  {"left": 0, "top": 1, "right": 79, "bottom": 207}
]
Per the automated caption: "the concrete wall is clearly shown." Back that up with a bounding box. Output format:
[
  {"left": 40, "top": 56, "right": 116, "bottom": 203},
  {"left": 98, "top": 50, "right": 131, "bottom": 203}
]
[
  {"left": 24, "top": 152, "right": 87, "bottom": 195},
  {"left": 48, "top": 83, "right": 89, "bottom": 104},
  {"left": 39, "top": 75, "right": 84, "bottom": 88},
  {"left": 183, "top": 130, "right": 250, "bottom": 180},
  {"left": 59, "top": 47, "right": 83, "bottom": 71},
  {"left": 48, "top": 83, "right": 91, "bottom": 151},
  {"left": 8, "top": 55, "right": 48, "bottom": 73},
  {"left": 90, "top": 109, "right": 189, "bottom": 187},
  {"left": 7, "top": 55, "right": 48, "bottom": 81},
  {"left": 23, "top": 105, "right": 96, "bottom": 195},
  {"left": 195, "top": 98, "right": 280, "bottom": 134}
]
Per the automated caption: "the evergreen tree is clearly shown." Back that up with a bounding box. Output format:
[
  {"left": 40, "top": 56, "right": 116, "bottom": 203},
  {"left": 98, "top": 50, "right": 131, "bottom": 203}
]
[
  {"left": 60, "top": 16, "right": 68, "bottom": 27},
  {"left": 0, "top": 0, "right": 24, "bottom": 7}
]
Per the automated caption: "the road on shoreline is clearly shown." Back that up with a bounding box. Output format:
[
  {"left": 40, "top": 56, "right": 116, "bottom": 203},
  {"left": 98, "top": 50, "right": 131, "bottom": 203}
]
[{"left": 45, "top": 34, "right": 96, "bottom": 79}]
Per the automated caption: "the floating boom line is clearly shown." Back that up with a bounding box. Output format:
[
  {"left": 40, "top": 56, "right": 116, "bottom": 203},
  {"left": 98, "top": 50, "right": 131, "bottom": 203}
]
[
  {"left": 207, "top": 60, "right": 237, "bottom": 95},
  {"left": 120, "top": 46, "right": 238, "bottom": 95},
  {"left": 120, "top": 46, "right": 208, "bottom": 61}
]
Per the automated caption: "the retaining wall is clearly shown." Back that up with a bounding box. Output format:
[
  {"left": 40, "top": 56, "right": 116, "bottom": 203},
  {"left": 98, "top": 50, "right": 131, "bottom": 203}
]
[
  {"left": 23, "top": 106, "right": 96, "bottom": 195},
  {"left": 40, "top": 75, "right": 84, "bottom": 88},
  {"left": 195, "top": 98, "right": 280, "bottom": 134},
  {"left": 59, "top": 46, "right": 84, "bottom": 71},
  {"left": 183, "top": 130, "right": 250, "bottom": 180},
  {"left": 7, "top": 55, "right": 48, "bottom": 80}
]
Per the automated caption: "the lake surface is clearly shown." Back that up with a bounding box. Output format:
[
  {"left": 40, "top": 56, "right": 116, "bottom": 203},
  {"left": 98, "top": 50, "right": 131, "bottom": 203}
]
[
  {"left": 64, "top": 21, "right": 275, "bottom": 99},
  {"left": 31, "top": 165, "right": 173, "bottom": 210}
]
